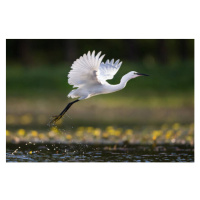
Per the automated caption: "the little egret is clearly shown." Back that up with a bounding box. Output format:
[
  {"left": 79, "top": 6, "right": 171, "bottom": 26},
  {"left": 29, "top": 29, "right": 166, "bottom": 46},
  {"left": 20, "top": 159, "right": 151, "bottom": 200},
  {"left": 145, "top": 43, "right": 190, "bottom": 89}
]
[{"left": 49, "top": 50, "right": 149, "bottom": 125}]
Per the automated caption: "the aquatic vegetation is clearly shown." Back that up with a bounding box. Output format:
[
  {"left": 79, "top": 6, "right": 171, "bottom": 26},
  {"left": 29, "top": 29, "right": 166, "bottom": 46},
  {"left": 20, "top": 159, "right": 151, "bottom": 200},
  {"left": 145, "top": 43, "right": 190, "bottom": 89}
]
[
  {"left": 6, "top": 123, "right": 194, "bottom": 145},
  {"left": 31, "top": 130, "right": 38, "bottom": 137},
  {"left": 17, "top": 129, "right": 26, "bottom": 136},
  {"left": 172, "top": 123, "right": 180, "bottom": 130},
  {"left": 66, "top": 134, "right": 72, "bottom": 140},
  {"left": 6, "top": 130, "right": 10, "bottom": 136}
]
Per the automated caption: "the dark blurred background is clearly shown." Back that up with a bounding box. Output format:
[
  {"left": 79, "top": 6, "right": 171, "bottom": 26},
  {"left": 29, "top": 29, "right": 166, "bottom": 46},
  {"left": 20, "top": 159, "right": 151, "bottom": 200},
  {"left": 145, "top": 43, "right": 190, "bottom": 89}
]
[
  {"left": 6, "top": 39, "right": 194, "bottom": 130},
  {"left": 7, "top": 39, "right": 194, "bottom": 66}
]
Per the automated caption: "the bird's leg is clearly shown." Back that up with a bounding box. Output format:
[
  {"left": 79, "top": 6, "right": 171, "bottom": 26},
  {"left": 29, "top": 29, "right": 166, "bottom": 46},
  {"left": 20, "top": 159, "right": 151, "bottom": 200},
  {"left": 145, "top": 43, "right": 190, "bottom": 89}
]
[{"left": 48, "top": 100, "right": 79, "bottom": 126}]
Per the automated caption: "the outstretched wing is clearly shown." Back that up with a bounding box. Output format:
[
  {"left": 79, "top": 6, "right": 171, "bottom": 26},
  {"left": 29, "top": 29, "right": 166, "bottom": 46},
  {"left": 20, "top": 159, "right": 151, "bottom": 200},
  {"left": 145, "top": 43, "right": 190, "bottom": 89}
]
[
  {"left": 68, "top": 51, "right": 105, "bottom": 88},
  {"left": 96, "top": 59, "right": 122, "bottom": 83}
]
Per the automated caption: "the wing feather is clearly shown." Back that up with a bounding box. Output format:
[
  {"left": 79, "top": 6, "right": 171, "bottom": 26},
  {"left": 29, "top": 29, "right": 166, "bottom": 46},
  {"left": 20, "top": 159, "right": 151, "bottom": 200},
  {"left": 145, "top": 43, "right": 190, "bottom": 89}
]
[
  {"left": 68, "top": 51, "right": 105, "bottom": 88},
  {"left": 68, "top": 50, "right": 122, "bottom": 87},
  {"left": 97, "top": 59, "right": 122, "bottom": 83}
]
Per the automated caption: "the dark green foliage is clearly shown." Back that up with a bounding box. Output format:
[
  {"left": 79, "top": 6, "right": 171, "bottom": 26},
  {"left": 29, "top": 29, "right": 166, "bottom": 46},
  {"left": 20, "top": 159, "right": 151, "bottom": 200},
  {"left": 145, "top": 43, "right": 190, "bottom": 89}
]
[{"left": 6, "top": 60, "right": 194, "bottom": 99}]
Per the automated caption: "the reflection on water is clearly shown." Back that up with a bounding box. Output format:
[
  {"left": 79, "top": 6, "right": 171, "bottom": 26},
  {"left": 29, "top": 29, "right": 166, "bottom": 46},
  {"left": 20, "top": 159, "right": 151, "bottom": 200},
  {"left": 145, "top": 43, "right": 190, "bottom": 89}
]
[{"left": 6, "top": 142, "right": 194, "bottom": 162}]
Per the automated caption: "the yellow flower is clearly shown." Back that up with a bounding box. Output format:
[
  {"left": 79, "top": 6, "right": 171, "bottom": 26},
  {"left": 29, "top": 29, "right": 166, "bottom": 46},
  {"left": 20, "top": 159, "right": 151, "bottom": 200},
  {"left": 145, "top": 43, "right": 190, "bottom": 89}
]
[
  {"left": 106, "top": 126, "right": 115, "bottom": 135},
  {"left": 125, "top": 129, "right": 133, "bottom": 136},
  {"left": 76, "top": 130, "right": 83, "bottom": 137},
  {"left": 93, "top": 128, "right": 101, "bottom": 137},
  {"left": 17, "top": 129, "right": 25, "bottom": 136},
  {"left": 31, "top": 130, "right": 38, "bottom": 137},
  {"left": 172, "top": 123, "right": 180, "bottom": 130},
  {"left": 106, "top": 126, "right": 114, "bottom": 130},
  {"left": 86, "top": 127, "right": 94, "bottom": 133},
  {"left": 165, "top": 130, "right": 173, "bottom": 139},
  {"left": 186, "top": 135, "right": 193, "bottom": 142},
  {"left": 29, "top": 151, "right": 32, "bottom": 154},
  {"left": 106, "top": 126, "right": 114, "bottom": 131},
  {"left": 51, "top": 126, "right": 59, "bottom": 133},
  {"left": 152, "top": 135, "right": 157, "bottom": 141},
  {"left": 38, "top": 133, "right": 45, "bottom": 139},
  {"left": 114, "top": 130, "right": 121, "bottom": 137},
  {"left": 6, "top": 130, "right": 10, "bottom": 136},
  {"left": 102, "top": 132, "right": 109, "bottom": 138},
  {"left": 66, "top": 134, "right": 72, "bottom": 140},
  {"left": 152, "top": 130, "right": 162, "bottom": 138}
]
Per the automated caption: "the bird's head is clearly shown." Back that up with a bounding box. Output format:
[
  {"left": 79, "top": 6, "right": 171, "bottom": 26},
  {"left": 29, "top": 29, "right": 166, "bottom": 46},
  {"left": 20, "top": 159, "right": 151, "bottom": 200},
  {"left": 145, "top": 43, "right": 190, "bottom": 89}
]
[{"left": 129, "top": 71, "right": 149, "bottom": 79}]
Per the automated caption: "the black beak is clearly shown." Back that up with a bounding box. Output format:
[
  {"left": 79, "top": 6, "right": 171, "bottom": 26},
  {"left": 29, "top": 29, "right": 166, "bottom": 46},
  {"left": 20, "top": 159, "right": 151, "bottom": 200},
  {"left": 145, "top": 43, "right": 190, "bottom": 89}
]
[{"left": 136, "top": 72, "right": 149, "bottom": 76}]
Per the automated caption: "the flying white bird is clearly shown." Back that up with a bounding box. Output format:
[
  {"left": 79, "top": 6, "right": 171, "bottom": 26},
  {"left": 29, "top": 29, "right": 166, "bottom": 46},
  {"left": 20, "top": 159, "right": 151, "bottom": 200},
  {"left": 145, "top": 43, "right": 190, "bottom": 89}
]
[{"left": 49, "top": 50, "right": 149, "bottom": 125}]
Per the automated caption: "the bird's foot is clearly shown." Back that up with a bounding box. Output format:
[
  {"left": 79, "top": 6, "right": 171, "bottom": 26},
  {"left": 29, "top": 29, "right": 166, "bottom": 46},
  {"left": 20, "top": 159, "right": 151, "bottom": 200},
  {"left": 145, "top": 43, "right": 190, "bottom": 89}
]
[{"left": 48, "top": 115, "right": 62, "bottom": 127}]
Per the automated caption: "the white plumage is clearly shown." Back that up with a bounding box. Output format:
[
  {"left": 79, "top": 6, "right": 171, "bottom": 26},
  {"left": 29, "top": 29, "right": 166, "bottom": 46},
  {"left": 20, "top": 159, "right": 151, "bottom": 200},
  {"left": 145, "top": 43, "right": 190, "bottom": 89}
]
[
  {"left": 67, "top": 51, "right": 124, "bottom": 100},
  {"left": 49, "top": 50, "right": 148, "bottom": 125}
]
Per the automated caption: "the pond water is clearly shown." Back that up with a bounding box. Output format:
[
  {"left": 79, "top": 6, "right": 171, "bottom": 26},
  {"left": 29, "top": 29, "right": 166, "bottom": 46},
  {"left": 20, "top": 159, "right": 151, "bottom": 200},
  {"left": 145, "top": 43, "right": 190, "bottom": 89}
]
[{"left": 6, "top": 142, "right": 194, "bottom": 162}]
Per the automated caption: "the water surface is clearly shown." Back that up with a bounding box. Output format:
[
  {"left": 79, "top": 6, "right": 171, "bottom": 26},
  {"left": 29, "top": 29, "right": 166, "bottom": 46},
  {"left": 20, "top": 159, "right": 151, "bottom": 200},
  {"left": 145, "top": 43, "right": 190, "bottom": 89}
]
[{"left": 6, "top": 142, "right": 194, "bottom": 162}]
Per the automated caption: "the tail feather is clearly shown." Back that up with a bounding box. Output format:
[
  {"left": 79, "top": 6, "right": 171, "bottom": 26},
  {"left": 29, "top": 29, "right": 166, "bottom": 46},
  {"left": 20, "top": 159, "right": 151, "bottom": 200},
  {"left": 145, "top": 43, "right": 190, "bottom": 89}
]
[{"left": 68, "top": 89, "right": 79, "bottom": 98}]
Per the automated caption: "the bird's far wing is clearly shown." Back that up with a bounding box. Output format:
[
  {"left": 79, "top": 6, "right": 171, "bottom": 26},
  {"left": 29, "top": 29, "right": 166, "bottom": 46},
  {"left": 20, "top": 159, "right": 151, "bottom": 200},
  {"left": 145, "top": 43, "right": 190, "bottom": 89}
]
[
  {"left": 68, "top": 51, "right": 105, "bottom": 88},
  {"left": 97, "top": 59, "right": 122, "bottom": 83}
]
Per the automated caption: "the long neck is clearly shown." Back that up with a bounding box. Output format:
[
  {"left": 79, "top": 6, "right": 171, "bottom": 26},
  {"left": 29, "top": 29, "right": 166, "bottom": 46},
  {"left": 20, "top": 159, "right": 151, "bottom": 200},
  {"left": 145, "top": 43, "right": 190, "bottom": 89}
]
[{"left": 113, "top": 73, "right": 132, "bottom": 92}]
